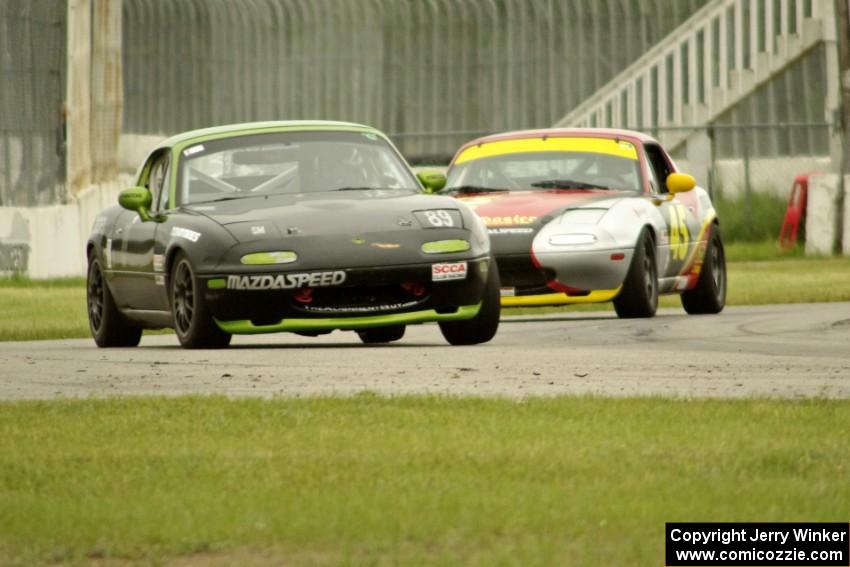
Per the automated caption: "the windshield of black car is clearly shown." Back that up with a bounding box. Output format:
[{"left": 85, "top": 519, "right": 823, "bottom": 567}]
[
  {"left": 446, "top": 150, "right": 642, "bottom": 193},
  {"left": 176, "top": 131, "right": 419, "bottom": 205}
]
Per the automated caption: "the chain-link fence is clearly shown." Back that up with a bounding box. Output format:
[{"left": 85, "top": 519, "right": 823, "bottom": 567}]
[
  {"left": 121, "top": 0, "right": 713, "bottom": 161},
  {"left": 0, "top": 0, "right": 67, "bottom": 208},
  {"left": 658, "top": 123, "right": 832, "bottom": 199}
]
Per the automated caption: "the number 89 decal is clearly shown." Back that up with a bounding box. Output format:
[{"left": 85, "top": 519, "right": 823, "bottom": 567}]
[
  {"left": 668, "top": 204, "right": 690, "bottom": 260},
  {"left": 414, "top": 210, "right": 462, "bottom": 228}
]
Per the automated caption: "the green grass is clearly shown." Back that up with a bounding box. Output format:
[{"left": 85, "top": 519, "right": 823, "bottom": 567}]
[
  {"left": 0, "top": 396, "right": 847, "bottom": 565},
  {"left": 714, "top": 192, "right": 789, "bottom": 242},
  {"left": 0, "top": 285, "right": 89, "bottom": 341}
]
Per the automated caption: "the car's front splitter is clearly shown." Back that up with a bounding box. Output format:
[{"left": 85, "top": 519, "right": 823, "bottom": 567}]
[{"left": 214, "top": 303, "right": 482, "bottom": 335}]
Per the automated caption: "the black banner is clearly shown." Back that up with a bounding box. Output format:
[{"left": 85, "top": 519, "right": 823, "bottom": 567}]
[{"left": 666, "top": 523, "right": 849, "bottom": 566}]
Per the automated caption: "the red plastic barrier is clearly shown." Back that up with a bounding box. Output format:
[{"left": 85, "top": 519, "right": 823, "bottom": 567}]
[{"left": 779, "top": 174, "right": 812, "bottom": 250}]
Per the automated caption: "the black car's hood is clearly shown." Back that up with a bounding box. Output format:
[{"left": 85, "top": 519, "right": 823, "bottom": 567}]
[
  {"left": 179, "top": 189, "right": 485, "bottom": 272},
  {"left": 185, "top": 190, "right": 457, "bottom": 235}
]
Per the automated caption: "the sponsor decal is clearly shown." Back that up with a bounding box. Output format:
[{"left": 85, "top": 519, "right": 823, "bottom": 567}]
[
  {"left": 488, "top": 227, "right": 534, "bottom": 235},
  {"left": 155, "top": 275, "right": 165, "bottom": 286},
  {"left": 183, "top": 144, "right": 205, "bottom": 157},
  {"left": 105, "top": 238, "right": 113, "bottom": 269},
  {"left": 251, "top": 225, "right": 266, "bottom": 236},
  {"left": 432, "top": 261, "right": 467, "bottom": 281},
  {"left": 479, "top": 214, "right": 538, "bottom": 227},
  {"left": 370, "top": 242, "right": 401, "bottom": 249},
  {"left": 455, "top": 137, "right": 639, "bottom": 164},
  {"left": 301, "top": 300, "right": 419, "bottom": 314},
  {"left": 171, "top": 226, "right": 201, "bottom": 242},
  {"left": 226, "top": 271, "right": 346, "bottom": 290},
  {"left": 152, "top": 254, "right": 165, "bottom": 273},
  {"left": 500, "top": 287, "right": 516, "bottom": 297}
]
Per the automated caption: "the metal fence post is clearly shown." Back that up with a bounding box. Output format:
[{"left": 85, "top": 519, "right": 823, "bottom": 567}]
[
  {"left": 743, "top": 125, "right": 752, "bottom": 239},
  {"left": 707, "top": 124, "right": 716, "bottom": 199}
]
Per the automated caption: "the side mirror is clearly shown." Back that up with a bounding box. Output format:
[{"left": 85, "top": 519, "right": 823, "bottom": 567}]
[
  {"left": 666, "top": 173, "right": 696, "bottom": 194},
  {"left": 118, "top": 186, "right": 153, "bottom": 221},
  {"left": 417, "top": 171, "right": 447, "bottom": 194}
]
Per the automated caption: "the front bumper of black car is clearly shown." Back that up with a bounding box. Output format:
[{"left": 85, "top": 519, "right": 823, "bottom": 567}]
[{"left": 201, "top": 256, "right": 490, "bottom": 333}]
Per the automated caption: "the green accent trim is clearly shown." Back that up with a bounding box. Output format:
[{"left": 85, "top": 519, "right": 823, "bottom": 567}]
[
  {"left": 240, "top": 251, "right": 298, "bottom": 265},
  {"left": 421, "top": 239, "right": 471, "bottom": 254},
  {"left": 207, "top": 278, "right": 226, "bottom": 290},
  {"left": 215, "top": 304, "right": 482, "bottom": 335}
]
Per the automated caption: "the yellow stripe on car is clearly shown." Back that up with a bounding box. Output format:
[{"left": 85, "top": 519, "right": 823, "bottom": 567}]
[
  {"left": 501, "top": 288, "right": 621, "bottom": 307},
  {"left": 677, "top": 210, "right": 717, "bottom": 277},
  {"left": 455, "top": 137, "right": 638, "bottom": 164}
]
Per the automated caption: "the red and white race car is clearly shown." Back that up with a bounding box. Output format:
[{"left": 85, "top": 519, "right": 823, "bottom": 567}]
[{"left": 445, "top": 128, "right": 726, "bottom": 317}]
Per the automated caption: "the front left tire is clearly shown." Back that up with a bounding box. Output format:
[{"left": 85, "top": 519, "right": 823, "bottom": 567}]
[
  {"left": 613, "top": 228, "right": 658, "bottom": 319},
  {"left": 170, "top": 252, "right": 231, "bottom": 349},
  {"left": 438, "top": 258, "right": 501, "bottom": 346},
  {"left": 87, "top": 254, "right": 142, "bottom": 347}
]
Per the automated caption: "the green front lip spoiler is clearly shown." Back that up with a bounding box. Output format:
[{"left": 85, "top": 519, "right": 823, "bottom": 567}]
[{"left": 214, "top": 304, "right": 482, "bottom": 335}]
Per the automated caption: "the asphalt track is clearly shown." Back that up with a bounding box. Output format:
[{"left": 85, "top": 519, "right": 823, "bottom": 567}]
[{"left": 1, "top": 302, "right": 849, "bottom": 400}]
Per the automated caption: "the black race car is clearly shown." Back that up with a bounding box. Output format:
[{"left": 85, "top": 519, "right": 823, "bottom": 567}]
[{"left": 86, "top": 121, "right": 499, "bottom": 348}]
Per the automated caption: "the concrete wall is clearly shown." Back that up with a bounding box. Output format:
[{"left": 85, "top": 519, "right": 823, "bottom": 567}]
[
  {"left": 0, "top": 175, "right": 131, "bottom": 278},
  {"left": 805, "top": 174, "right": 849, "bottom": 255}
]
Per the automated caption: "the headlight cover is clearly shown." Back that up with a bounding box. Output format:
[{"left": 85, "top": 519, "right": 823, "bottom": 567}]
[
  {"left": 548, "top": 233, "right": 597, "bottom": 246},
  {"left": 421, "top": 239, "right": 471, "bottom": 254},
  {"left": 240, "top": 251, "right": 298, "bottom": 265}
]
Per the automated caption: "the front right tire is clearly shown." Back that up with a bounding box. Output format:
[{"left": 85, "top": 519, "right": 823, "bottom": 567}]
[
  {"left": 681, "top": 225, "right": 726, "bottom": 314},
  {"left": 87, "top": 254, "right": 142, "bottom": 347}
]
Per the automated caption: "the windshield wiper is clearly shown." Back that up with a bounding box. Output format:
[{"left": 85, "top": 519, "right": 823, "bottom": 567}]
[
  {"left": 531, "top": 180, "right": 611, "bottom": 190},
  {"left": 447, "top": 185, "right": 511, "bottom": 194},
  {"left": 194, "top": 196, "right": 245, "bottom": 204},
  {"left": 333, "top": 186, "right": 382, "bottom": 191}
]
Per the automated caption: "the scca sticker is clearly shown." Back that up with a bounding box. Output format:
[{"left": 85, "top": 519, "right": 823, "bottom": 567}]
[
  {"left": 227, "top": 271, "right": 346, "bottom": 290},
  {"left": 432, "top": 261, "right": 467, "bottom": 281}
]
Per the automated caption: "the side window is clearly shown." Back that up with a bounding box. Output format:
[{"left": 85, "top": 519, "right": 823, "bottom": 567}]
[
  {"left": 644, "top": 144, "right": 673, "bottom": 194},
  {"left": 145, "top": 152, "right": 171, "bottom": 212}
]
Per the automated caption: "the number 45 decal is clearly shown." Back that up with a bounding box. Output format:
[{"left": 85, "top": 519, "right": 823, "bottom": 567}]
[{"left": 668, "top": 204, "right": 690, "bottom": 260}]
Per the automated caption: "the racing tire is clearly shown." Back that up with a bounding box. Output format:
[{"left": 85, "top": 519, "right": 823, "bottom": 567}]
[
  {"left": 86, "top": 254, "right": 142, "bottom": 347},
  {"left": 613, "top": 228, "right": 658, "bottom": 319},
  {"left": 681, "top": 225, "right": 726, "bottom": 315},
  {"left": 357, "top": 325, "right": 406, "bottom": 344},
  {"left": 439, "top": 258, "right": 501, "bottom": 346},
  {"left": 170, "top": 252, "right": 232, "bottom": 349}
]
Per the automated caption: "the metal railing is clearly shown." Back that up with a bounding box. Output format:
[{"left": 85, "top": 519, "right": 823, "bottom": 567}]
[{"left": 554, "top": 0, "right": 830, "bottom": 152}]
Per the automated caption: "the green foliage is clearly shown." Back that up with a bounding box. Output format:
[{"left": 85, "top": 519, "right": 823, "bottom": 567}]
[
  {"left": 0, "top": 396, "right": 847, "bottom": 565},
  {"left": 713, "top": 191, "right": 789, "bottom": 243}
]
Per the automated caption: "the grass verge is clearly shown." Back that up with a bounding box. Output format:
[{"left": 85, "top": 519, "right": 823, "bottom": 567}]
[{"left": 0, "top": 396, "right": 848, "bottom": 565}]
